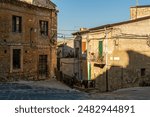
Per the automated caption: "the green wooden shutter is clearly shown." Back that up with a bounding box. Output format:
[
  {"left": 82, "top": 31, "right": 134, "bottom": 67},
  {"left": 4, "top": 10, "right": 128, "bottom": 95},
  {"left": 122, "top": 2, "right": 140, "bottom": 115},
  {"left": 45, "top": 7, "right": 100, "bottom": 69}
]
[
  {"left": 88, "top": 62, "right": 91, "bottom": 80},
  {"left": 99, "top": 41, "right": 103, "bottom": 57}
]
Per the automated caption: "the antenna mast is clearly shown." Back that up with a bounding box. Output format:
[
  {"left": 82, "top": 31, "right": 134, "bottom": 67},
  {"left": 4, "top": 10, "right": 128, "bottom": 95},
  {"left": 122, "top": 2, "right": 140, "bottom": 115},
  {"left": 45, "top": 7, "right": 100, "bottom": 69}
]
[{"left": 136, "top": 0, "right": 139, "bottom": 6}]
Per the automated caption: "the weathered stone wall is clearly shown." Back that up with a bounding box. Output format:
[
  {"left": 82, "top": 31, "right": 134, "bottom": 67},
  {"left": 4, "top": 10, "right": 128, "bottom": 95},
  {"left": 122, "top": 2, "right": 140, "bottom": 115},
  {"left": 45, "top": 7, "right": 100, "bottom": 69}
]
[
  {"left": 0, "top": 46, "right": 10, "bottom": 80},
  {"left": 60, "top": 58, "right": 78, "bottom": 77},
  {"left": 0, "top": 1, "right": 57, "bottom": 81},
  {"left": 82, "top": 18, "right": 150, "bottom": 91},
  {"left": 130, "top": 6, "right": 150, "bottom": 20},
  {"left": 19, "top": 0, "right": 55, "bottom": 9}
]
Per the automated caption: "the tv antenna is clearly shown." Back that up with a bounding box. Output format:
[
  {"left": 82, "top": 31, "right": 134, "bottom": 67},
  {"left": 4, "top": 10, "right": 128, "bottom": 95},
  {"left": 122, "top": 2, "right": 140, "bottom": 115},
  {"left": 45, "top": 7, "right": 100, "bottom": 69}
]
[{"left": 136, "top": 0, "right": 139, "bottom": 6}]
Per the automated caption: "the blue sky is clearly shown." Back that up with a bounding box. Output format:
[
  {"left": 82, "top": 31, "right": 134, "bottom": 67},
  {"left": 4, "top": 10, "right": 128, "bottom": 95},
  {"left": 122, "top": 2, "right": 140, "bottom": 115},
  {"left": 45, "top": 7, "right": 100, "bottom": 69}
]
[{"left": 52, "top": 0, "right": 150, "bottom": 37}]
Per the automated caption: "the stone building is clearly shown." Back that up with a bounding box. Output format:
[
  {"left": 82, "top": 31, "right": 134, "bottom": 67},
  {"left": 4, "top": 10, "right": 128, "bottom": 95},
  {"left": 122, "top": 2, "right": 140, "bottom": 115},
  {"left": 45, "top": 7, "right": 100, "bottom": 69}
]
[
  {"left": 73, "top": 5, "right": 150, "bottom": 91},
  {"left": 130, "top": 5, "right": 150, "bottom": 19},
  {"left": 57, "top": 38, "right": 74, "bottom": 58},
  {"left": 57, "top": 36, "right": 83, "bottom": 82},
  {"left": 0, "top": 0, "right": 58, "bottom": 81}
]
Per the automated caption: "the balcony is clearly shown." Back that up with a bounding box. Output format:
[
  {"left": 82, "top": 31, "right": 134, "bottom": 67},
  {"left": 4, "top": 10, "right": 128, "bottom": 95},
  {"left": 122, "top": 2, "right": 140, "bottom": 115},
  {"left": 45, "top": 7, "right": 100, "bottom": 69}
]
[{"left": 89, "top": 52, "right": 106, "bottom": 68}]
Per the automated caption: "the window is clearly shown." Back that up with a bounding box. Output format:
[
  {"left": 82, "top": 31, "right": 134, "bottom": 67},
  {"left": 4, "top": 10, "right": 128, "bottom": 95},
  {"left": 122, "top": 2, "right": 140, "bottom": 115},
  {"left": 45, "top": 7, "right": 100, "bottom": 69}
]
[
  {"left": 98, "top": 41, "right": 103, "bottom": 58},
  {"left": 82, "top": 42, "right": 86, "bottom": 53},
  {"left": 141, "top": 68, "right": 146, "bottom": 77},
  {"left": 13, "top": 49, "right": 21, "bottom": 69},
  {"left": 40, "top": 20, "right": 48, "bottom": 36},
  {"left": 12, "top": 16, "right": 22, "bottom": 33}
]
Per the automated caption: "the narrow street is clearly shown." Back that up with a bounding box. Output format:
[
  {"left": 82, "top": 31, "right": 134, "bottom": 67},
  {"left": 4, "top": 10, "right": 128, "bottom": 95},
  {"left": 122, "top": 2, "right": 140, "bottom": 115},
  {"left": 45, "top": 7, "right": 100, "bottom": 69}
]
[
  {"left": 0, "top": 79, "right": 150, "bottom": 100},
  {"left": 90, "top": 87, "right": 150, "bottom": 100},
  {"left": 0, "top": 79, "right": 89, "bottom": 100}
]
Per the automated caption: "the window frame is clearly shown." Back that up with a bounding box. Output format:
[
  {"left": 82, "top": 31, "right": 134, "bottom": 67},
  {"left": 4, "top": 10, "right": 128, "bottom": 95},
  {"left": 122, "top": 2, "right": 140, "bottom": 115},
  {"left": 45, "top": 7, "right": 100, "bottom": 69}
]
[
  {"left": 10, "top": 46, "right": 23, "bottom": 73},
  {"left": 13, "top": 49, "right": 21, "bottom": 70},
  {"left": 98, "top": 40, "right": 103, "bottom": 58},
  {"left": 12, "top": 15, "right": 22, "bottom": 33},
  {"left": 39, "top": 20, "right": 48, "bottom": 36}
]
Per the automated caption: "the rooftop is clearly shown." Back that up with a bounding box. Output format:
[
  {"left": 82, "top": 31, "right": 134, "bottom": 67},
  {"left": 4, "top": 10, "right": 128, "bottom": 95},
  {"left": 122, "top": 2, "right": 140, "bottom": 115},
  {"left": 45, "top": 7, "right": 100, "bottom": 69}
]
[
  {"left": 131, "top": 5, "right": 150, "bottom": 8},
  {"left": 0, "top": 0, "right": 56, "bottom": 10},
  {"left": 72, "top": 15, "right": 150, "bottom": 35}
]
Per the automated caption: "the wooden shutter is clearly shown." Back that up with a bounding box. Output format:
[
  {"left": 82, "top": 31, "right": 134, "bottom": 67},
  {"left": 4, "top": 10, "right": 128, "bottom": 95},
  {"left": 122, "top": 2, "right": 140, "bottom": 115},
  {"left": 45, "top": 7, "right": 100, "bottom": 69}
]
[
  {"left": 82, "top": 42, "right": 86, "bottom": 52},
  {"left": 99, "top": 41, "right": 103, "bottom": 57}
]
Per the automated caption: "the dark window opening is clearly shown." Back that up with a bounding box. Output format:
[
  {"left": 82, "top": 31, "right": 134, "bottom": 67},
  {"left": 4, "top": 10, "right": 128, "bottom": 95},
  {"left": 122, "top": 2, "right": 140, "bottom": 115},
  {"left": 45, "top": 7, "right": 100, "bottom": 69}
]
[
  {"left": 13, "top": 49, "right": 21, "bottom": 69},
  {"left": 40, "top": 20, "right": 48, "bottom": 36},
  {"left": 12, "top": 16, "right": 22, "bottom": 33},
  {"left": 141, "top": 68, "right": 146, "bottom": 77}
]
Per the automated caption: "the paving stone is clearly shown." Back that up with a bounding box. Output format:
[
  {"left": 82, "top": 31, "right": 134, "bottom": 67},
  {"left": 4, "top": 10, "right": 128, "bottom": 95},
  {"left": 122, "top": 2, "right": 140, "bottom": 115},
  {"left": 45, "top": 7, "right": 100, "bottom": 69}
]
[
  {"left": 0, "top": 82, "right": 89, "bottom": 100},
  {"left": 0, "top": 82, "right": 150, "bottom": 100}
]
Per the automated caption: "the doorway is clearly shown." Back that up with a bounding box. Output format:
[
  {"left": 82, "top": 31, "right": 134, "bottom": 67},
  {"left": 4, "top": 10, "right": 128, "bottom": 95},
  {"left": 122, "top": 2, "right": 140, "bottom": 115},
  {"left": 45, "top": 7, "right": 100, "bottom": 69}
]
[{"left": 38, "top": 55, "right": 48, "bottom": 79}]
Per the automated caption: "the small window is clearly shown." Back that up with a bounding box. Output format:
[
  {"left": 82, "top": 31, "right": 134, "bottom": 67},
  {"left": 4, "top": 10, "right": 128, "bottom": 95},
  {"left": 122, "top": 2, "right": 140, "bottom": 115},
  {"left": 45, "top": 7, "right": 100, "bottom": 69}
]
[
  {"left": 13, "top": 49, "right": 21, "bottom": 69},
  {"left": 141, "top": 68, "right": 146, "bottom": 77},
  {"left": 40, "top": 20, "right": 48, "bottom": 36},
  {"left": 12, "top": 16, "right": 22, "bottom": 33}
]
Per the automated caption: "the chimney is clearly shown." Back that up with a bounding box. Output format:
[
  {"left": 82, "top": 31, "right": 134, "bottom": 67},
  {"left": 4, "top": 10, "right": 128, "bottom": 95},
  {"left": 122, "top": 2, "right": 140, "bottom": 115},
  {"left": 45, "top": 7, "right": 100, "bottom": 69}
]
[
  {"left": 80, "top": 28, "right": 88, "bottom": 31},
  {"left": 130, "top": 6, "right": 150, "bottom": 20}
]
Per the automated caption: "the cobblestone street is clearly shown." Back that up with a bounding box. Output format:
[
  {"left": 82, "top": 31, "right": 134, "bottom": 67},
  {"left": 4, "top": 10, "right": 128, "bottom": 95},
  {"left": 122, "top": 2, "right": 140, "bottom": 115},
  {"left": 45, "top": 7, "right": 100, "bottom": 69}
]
[
  {"left": 0, "top": 82, "right": 89, "bottom": 100},
  {"left": 0, "top": 80, "right": 150, "bottom": 100},
  {"left": 90, "top": 87, "right": 150, "bottom": 100}
]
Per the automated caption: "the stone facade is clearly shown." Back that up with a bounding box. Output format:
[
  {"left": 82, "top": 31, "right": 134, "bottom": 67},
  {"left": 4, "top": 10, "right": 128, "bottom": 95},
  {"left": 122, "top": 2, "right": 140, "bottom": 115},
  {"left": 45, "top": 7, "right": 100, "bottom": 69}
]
[
  {"left": 73, "top": 7, "right": 150, "bottom": 91},
  {"left": 89, "top": 19, "right": 150, "bottom": 91},
  {"left": 57, "top": 39, "right": 74, "bottom": 58},
  {"left": 0, "top": 0, "right": 57, "bottom": 81},
  {"left": 130, "top": 5, "right": 150, "bottom": 19},
  {"left": 20, "top": 0, "right": 56, "bottom": 9}
]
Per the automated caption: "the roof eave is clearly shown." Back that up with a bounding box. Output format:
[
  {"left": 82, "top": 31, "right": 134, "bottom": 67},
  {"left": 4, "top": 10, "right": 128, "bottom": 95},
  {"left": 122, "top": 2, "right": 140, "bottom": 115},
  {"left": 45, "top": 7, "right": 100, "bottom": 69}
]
[
  {"left": 72, "top": 16, "right": 150, "bottom": 35},
  {"left": 0, "top": 0, "right": 57, "bottom": 11}
]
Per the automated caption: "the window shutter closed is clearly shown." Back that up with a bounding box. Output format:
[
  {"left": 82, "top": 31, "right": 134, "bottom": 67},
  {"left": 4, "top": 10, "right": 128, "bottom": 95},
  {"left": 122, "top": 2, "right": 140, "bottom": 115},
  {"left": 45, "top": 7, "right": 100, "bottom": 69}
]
[{"left": 99, "top": 41, "right": 103, "bottom": 58}]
